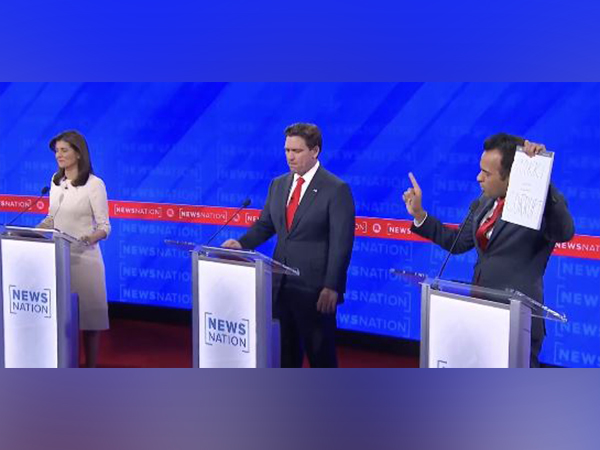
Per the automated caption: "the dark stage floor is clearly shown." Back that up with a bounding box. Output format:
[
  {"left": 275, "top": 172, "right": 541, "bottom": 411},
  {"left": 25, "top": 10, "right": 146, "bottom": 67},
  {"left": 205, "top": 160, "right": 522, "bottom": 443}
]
[{"left": 90, "top": 319, "right": 419, "bottom": 368}]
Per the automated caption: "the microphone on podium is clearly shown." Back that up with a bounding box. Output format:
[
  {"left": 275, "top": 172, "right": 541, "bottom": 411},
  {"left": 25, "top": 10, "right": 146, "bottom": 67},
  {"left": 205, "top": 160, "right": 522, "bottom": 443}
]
[
  {"left": 435, "top": 198, "right": 481, "bottom": 281},
  {"left": 204, "top": 198, "right": 251, "bottom": 246},
  {"left": 5, "top": 186, "right": 50, "bottom": 227}
]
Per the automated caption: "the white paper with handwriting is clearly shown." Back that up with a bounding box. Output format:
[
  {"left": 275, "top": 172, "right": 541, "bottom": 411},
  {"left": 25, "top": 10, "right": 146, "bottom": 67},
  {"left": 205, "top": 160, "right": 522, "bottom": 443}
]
[{"left": 502, "top": 148, "right": 554, "bottom": 230}]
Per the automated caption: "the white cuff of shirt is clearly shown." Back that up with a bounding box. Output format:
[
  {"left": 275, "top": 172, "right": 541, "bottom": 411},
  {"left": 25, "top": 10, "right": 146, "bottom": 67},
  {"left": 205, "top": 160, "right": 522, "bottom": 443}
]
[{"left": 413, "top": 213, "right": 428, "bottom": 228}]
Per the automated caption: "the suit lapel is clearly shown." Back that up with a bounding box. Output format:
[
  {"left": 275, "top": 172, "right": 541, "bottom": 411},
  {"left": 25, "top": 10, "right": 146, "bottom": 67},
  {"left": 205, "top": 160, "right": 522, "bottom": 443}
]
[
  {"left": 280, "top": 173, "right": 295, "bottom": 234},
  {"left": 288, "top": 167, "right": 324, "bottom": 234},
  {"left": 487, "top": 217, "right": 509, "bottom": 250}
]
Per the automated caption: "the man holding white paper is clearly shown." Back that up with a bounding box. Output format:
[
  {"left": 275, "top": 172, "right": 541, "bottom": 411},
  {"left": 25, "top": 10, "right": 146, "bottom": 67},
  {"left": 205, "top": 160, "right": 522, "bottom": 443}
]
[
  {"left": 502, "top": 147, "right": 556, "bottom": 230},
  {"left": 402, "top": 133, "right": 574, "bottom": 367}
]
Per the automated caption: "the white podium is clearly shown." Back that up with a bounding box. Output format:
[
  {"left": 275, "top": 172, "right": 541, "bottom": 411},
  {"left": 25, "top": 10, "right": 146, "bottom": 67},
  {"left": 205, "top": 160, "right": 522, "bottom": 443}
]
[
  {"left": 392, "top": 271, "right": 567, "bottom": 368},
  {"left": 165, "top": 242, "right": 299, "bottom": 368},
  {"left": 193, "top": 246, "right": 299, "bottom": 368},
  {"left": 0, "top": 226, "right": 79, "bottom": 368},
  {"left": 420, "top": 278, "right": 566, "bottom": 368}
]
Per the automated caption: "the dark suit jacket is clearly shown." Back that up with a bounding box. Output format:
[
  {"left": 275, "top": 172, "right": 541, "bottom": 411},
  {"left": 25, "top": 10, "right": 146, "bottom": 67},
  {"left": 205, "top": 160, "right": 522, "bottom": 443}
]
[
  {"left": 239, "top": 165, "right": 356, "bottom": 301},
  {"left": 411, "top": 184, "right": 575, "bottom": 339}
]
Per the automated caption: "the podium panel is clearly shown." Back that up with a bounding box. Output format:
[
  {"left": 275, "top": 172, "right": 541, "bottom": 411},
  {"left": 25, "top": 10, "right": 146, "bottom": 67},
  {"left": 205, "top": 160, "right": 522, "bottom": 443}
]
[
  {"left": 391, "top": 271, "right": 565, "bottom": 369},
  {"left": 197, "top": 259, "right": 258, "bottom": 368},
  {"left": 1, "top": 239, "right": 59, "bottom": 368},
  {"left": 172, "top": 244, "right": 298, "bottom": 369},
  {"left": 419, "top": 280, "right": 544, "bottom": 368},
  {"left": 427, "top": 292, "right": 511, "bottom": 368},
  {"left": 0, "top": 227, "right": 79, "bottom": 368}
]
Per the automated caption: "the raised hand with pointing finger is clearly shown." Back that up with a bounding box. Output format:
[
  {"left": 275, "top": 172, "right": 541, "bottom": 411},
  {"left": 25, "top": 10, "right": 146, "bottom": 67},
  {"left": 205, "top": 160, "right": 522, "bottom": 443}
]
[{"left": 402, "top": 172, "right": 427, "bottom": 223}]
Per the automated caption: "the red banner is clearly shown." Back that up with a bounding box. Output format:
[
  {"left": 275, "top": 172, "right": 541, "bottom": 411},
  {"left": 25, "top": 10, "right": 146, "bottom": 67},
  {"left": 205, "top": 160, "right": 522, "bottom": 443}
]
[{"left": 2, "top": 195, "right": 598, "bottom": 261}]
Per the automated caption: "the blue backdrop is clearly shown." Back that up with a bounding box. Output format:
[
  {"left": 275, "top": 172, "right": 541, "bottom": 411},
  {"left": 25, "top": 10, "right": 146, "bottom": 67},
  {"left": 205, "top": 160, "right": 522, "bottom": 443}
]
[{"left": 0, "top": 82, "right": 598, "bottom": 367}]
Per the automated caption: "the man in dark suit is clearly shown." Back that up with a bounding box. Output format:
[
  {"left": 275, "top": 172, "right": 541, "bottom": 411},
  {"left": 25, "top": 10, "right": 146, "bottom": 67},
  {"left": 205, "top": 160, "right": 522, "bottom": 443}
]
[
  {"left": 223, "top": 123, "right": 355, "bottom": 368},
  {"left": 402, "top": 133, "right": 574, "bottom": 367}
]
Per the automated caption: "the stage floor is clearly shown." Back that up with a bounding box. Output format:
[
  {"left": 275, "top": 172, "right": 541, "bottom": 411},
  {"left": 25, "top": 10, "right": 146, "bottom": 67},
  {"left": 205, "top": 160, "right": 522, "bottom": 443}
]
[{"left": 91, "top": 319, "right": 419, "bottom": 368}]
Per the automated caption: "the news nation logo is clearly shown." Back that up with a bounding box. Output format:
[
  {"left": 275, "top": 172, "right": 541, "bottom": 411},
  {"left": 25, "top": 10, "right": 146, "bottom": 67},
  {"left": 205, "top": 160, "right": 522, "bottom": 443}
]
[
  {"left": 204, "top": 313, "right": 250, "bottom": 353},
  {"left": 8, "top": 286, "right": 52, "bottom": 318}
]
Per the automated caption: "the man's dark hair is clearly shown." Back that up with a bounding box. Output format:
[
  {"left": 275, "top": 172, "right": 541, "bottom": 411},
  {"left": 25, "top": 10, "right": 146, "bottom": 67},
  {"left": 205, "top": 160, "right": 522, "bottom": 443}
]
[
  {"left": 49, "top": 130, "right": 94, "bottom": 187},
  {"left": 483, "top": 132, "right": 526, "bottom": 180},
  {"left": 284, "top": 123, "right": 322, "bottom": 154}
]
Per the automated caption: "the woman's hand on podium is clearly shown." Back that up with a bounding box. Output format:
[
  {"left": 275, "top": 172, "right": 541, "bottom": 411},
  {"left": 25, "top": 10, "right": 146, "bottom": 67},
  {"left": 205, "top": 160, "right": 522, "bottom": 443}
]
[
  {"left": 37, "top": 218, "right": 54, "bottom": 229},
  {"left": 222, "top": 239, "right": 242, "bottom": 249}
]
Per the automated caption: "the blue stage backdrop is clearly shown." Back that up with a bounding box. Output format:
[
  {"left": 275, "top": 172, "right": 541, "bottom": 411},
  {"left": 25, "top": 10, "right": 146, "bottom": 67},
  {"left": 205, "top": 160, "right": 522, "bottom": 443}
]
[{"left": 0, "top": 83, "right": 598, "bottom": 367}]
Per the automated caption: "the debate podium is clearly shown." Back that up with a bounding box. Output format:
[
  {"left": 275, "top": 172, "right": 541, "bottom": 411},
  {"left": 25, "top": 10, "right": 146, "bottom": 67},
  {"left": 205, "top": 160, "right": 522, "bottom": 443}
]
[
  {"left": 193, "top": 246, "right": 299, "bottom": 368},
  {"left": 0, "top": 226, "right": 79, "bottom": 368},
  {"left": 418, "top": 277, "right": 567, "bottom": 368},
  {"left": 167, "top": 242, "right": 299, "bottom": 368}
]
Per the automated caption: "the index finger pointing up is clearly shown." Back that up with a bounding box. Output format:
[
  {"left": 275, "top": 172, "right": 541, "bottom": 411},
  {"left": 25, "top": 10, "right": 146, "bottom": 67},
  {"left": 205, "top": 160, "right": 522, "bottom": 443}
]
[{"left": 408, "top": 172, "right": 421, "bottom": 193}]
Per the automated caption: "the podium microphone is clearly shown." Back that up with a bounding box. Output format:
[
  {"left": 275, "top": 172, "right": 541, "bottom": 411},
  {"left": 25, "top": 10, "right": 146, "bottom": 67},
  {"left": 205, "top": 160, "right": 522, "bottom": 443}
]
[
  {"left": 5, "top": 186, "right": 50, "bottom": 227},
  {"left": 435, "top": 198, "right": 481, "bottom": 281},
  {"left": 204, "top": 198, "right": 251, "bottom": 246}
]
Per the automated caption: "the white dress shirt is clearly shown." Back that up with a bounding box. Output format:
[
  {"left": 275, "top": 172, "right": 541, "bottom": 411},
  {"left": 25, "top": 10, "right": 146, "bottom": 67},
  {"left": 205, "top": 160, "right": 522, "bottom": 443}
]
[
  {"left": 287, "top": 160, "right": 320, "bottom": 206},
  {"left": 478, "top": 199, "right": 502, "bottom": 240}
]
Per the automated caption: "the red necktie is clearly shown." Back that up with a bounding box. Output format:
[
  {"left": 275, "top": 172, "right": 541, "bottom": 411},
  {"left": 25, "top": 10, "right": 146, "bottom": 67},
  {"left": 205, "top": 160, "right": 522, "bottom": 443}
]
[
  {"left": 286, "top": 177, "right": 305, "bottom": 230},
  {"left": 475, "top": 198, "right": 505, "bottom": 251}
]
